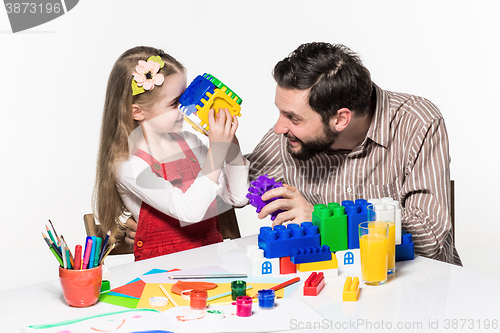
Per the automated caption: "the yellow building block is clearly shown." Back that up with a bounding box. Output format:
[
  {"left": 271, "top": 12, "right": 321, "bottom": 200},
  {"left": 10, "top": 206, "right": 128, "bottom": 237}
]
[
  {"left": 297, "top": 252, "right": 338, "bottom": 272},
  {"left": 196, "top": 87, "right": 242, "bottom": 131},
  {"left": 342, "top": 276, "right": 360, "bottom": 302}
]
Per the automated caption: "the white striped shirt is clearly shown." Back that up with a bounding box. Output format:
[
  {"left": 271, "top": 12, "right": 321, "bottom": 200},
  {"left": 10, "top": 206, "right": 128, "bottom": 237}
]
[{"left": 246, "top": 84, "right": 461, "bottom": 265}]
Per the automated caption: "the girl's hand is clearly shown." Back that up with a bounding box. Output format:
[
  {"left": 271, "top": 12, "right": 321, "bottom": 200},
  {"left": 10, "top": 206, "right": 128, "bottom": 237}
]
[{"left": 208, "top": 108, "right": 237, "bottom": 144}]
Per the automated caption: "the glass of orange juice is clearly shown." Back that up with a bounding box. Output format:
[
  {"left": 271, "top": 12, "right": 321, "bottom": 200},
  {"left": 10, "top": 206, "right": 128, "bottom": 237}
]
[
  {"left": 359, "top": 221, "right": 389, "bottom": 285},
  {"left": 368, "top": 203, "right": 396, "bottom": 275}
]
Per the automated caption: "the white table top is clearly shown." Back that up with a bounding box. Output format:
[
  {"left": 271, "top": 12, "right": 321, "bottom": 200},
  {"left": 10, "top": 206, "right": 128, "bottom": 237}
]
[{"left": 1, "top": 235, "right": 499, "bottom": 332}]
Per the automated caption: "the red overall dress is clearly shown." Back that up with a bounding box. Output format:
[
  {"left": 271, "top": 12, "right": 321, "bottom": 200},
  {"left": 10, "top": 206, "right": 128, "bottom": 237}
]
[{"left": 133, "top": 133, "right": 223, "bottom": 261}]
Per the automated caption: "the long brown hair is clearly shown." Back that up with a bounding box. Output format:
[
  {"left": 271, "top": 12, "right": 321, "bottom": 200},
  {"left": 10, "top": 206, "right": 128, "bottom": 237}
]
[{"left": 93, "top": 46, "right": 185, "bottom": 241}]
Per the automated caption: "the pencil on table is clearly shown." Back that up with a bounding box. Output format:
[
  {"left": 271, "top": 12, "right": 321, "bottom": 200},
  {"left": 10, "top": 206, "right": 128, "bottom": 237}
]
[
  {"left": 159, "top": 284, "right": 178, "bottom": 307},
  {"left": 252, "top": 276, "right": 300, "bottom": 298}
]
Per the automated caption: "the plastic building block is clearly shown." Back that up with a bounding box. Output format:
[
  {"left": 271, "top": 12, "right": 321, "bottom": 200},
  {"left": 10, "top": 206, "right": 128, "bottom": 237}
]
[
  {"left": 290, "top": 245, "right": 332, "bottom": 264},
  {"left": 258, "top": 222, "right": 321, "bottom": 259},
  {"left": 342, "top": 199, "right": 369, "bottom": 249},
  {"left": 279, "top": 256, "right": 296, "bottom": 274},
  {"left": 247, "top": 174, "right": 285, "bottom": 221},
  {"left": 395, "top": 232, "right": 415, "bottom": 261},
  {"left": 342, "top": 276, "right": 360, "bottom": 302},
  {"left": 335, "top": 249, "right": 361, "bottom": 268},
  {"left": 303, "top": 272, "right": 325, "bottom": 296},
  {"left": 297, "top": 252, "right": 338, "bottom": 277},
  {"left": 203, "top": 73, "right": 243, "bottom": 104},
  {"left": 244, "top": 245, "right": 280, "bottom": 276},
  {"left": 179, "top": 75, "right": 216, "bottom": 116},
  {"left": 178, "top": 73, "right": 242, "bottom": 135},
  {"left": 312, "top": 202, "right": 348, "bottom": 252}
]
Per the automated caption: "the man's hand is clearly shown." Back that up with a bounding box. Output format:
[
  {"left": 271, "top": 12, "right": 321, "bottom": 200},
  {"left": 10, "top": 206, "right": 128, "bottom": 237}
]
[
  {"left": 257, "top": 184, "right": 314, "bottom": 226},
  {"left": 124, "top": 217, "right": 138, "bottom": 246}
]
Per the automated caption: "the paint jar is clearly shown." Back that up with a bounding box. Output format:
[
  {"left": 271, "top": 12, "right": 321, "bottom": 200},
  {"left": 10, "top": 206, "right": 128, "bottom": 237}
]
[
  {"left": 236, "top": 296, "right": 253, "bottom": 317},
  {"left": 231, "top": 280, "right": 246, "bottom": 300},
  {"left": 258, "top": 289, "right": 276, "bottom": 309},
  {"left": 59, "top": 265, "right": 102, "bottom": 307},
  {"left": 190, "top": 289, "right": 208, "bottom": 310}
]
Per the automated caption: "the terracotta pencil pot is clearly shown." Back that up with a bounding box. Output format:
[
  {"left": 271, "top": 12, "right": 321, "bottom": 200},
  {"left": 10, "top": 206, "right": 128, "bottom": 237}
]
[{"left": 59, "top": 265, "right": 102, "bottom": 307}]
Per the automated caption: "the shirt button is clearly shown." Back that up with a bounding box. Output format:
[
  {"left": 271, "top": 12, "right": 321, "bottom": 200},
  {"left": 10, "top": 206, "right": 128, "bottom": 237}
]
[
  {"left": 153, "top": 163, "right": 161, "bottom": 170},
  {"left": 347, "top": 187, "right": 352, "bottom": 193},
  {"left": 136, "top": 240, "right": 144, "bottom": 248}
]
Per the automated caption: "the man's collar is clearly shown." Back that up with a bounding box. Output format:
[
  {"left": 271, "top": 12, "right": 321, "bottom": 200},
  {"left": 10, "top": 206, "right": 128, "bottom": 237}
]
[
  {"left": 342, "top": 83, "right": 388, "bottom": 157},
  {"left": 363, "top": 83, "right": 389, "bottom": 149}
]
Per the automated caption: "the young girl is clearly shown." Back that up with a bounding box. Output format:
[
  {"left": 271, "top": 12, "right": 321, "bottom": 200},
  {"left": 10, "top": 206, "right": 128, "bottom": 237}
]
[{"left": 93, "top": 46, "right": 249, "bottom": 261}]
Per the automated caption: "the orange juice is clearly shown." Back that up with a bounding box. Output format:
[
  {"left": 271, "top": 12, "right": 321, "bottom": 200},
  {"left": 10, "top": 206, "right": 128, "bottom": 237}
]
[
  {"left": 387, "top": 222, "right": 395, "bottom": 274},
  {"left": 360, "top": 233, "right": 388, "bottom": 285}
]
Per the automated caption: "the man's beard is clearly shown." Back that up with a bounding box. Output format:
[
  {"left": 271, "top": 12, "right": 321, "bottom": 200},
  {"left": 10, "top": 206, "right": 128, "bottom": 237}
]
[{"left": 285, "top": 124, "right": 338, "bottom": 161}]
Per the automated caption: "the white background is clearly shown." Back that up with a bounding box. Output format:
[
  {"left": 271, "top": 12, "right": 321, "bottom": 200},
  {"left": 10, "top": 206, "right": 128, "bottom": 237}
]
[{"left": 0, "top": 0, "right": 499, "bottom": 292}]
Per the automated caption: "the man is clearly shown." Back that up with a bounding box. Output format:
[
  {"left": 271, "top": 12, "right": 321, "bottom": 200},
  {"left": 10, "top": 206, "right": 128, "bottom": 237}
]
[
  {"left": 127, "top": 42, "right": 460, "bottom": 265},
  {"left": 246, "top": 42, "right": 460, "bottom": 265}
]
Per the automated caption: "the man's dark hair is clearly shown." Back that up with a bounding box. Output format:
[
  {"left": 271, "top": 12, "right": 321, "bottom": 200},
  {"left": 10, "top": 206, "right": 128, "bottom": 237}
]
[{"left": 273, "top": 42, "right": 373, "bottom": 122}]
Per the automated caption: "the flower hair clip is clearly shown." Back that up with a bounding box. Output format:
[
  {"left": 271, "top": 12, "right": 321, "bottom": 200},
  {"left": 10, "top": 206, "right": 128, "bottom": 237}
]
[{"left": 131, "top": 55, "right": 165, "bottom": 96}]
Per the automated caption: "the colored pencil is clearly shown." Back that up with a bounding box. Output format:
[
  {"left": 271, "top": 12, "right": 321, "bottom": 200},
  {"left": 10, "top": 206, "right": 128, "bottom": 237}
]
[
  {"left": 159, "top": 284, "right": 178, "bottom": 307},
  {"left": 65, "top": 242, "right": 72, "bottom": 269},
  {"left": 74, "top": 245, "right": 82, "bottom": 270},
  {"left": 252, "top": 276, "right": 300, "bottom": 298},
  {"left": 61, "top": 238, "right": 67, "bottom": 269},
  {"left": 41, "top": 232, "right": 51, "bottom": 247},
  {"left": 169, "top": 273, "right": 248, "bottom": 279},
  {"left": 60, "top": 235, "right": 74, "bottom": 269},
  {"left": 48, "top": 238, "right": 62, "bottom": 257},
  {"left": 48, "top": 219, "right": 61, "bottom": 247},
  {"left": 49, "top": 245, "right": 63, "bottom": 267},
  {"left": 207, "top": 285, "right": 253, "bottom": 302},
  {"left": 99, "top": 243, "right": 115, "bottom": 265},
  {"left": 45, "top": 225, "right": 57, "bottom": 247},
  {"left": 99, "top": 230, "right": 111, "bottom": 263}
]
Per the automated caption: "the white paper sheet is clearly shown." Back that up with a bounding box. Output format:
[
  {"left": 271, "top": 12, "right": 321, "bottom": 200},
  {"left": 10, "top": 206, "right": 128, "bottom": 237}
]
[
  {"left": 23, "top": 309, "right": 176, "bottom": 333},
  {"left": 165, "top": 298, "right": 324, "bottom": 332}
]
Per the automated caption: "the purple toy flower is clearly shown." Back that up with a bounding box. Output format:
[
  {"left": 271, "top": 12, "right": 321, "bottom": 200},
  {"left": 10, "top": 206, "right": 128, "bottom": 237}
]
[{"left": 246, "top": 175, "right": 285, "bottom": 221}]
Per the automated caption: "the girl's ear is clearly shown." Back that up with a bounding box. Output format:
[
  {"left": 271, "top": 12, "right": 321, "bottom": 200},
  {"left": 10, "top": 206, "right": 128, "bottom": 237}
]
[{"left": 132, "top": 104, "right": 145, "bottom": 121}]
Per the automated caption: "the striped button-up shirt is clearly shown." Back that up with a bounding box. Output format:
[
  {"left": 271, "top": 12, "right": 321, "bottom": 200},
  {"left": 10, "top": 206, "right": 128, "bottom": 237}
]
[{"left": 246, "top": 83, "right": 461, "bottom": 265}]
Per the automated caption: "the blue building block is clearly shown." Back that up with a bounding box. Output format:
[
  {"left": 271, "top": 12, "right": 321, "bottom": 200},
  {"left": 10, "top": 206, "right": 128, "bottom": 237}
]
[
  {"left": 342, "top": 199, "right": 369, "bottom": 250},
  {"left": 258, "top": 222, "right": 321, "bottom": 259},
  {"left": 290, "top": 245, "right": 332, "bottom": 264},
  {"left": 178, "top": 75, "right": 216, "bottom": 116},
  {"left": 395, "top": 232, "right": 415, "bottom": 261}
]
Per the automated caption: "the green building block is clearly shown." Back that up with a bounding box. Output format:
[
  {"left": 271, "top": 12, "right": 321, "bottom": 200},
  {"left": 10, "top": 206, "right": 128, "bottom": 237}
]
[
  {"left": 312, "top": 202, "right": 348, "bottom": 252},
  {"left": 203, "top": 73, "right": 243, "bottom": 105}
]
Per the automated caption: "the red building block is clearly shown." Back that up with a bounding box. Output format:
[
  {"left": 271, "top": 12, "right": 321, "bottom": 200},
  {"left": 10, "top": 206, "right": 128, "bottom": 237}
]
[
  {"left": 303, "top": 272, "right": 325, "bottom": 296},
  {"left": 280, "top": 256, "right": 296, "bottom": 274}
]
